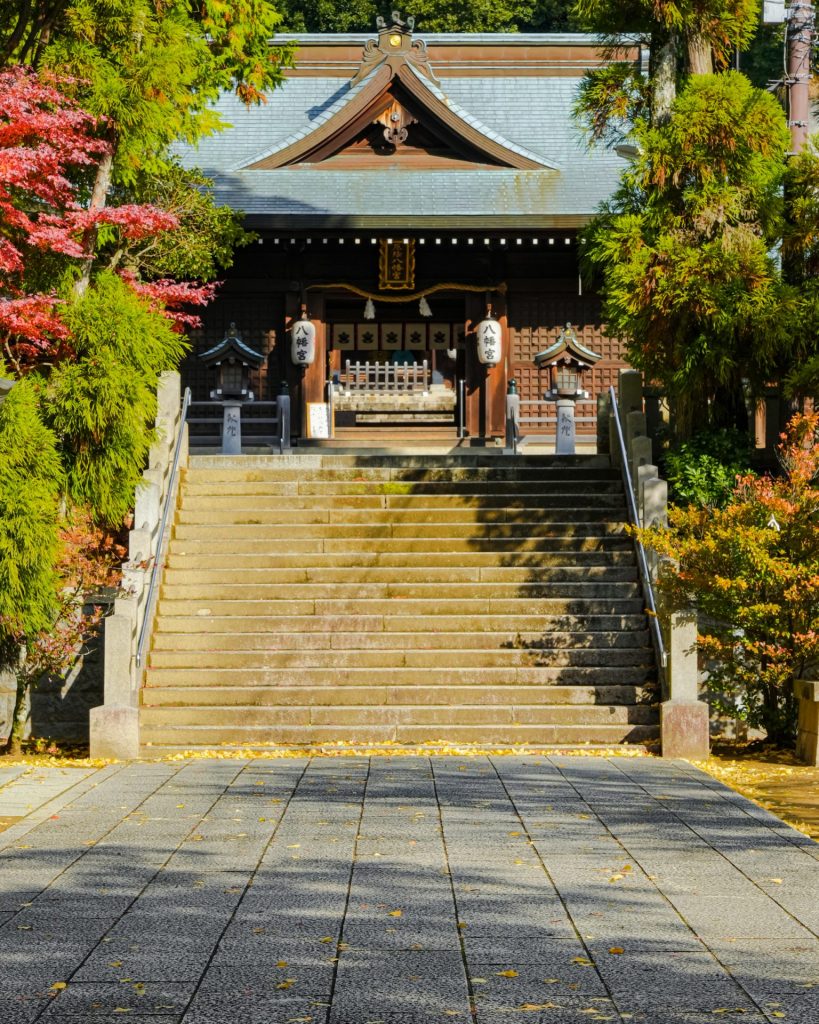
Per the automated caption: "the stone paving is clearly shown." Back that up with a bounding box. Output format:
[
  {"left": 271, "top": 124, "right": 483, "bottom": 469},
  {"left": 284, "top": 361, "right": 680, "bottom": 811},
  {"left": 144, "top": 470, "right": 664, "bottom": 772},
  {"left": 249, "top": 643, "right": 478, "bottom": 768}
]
[{"left": 1, "top": 756, "right": 818, "bottom": 1024}]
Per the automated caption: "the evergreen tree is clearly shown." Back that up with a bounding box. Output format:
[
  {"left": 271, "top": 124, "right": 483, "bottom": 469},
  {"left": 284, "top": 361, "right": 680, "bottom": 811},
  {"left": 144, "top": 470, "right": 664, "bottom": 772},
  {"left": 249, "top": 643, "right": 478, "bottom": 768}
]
[
  {"left": 44, "top": 272, "right": 187, "bottom": 527},
  {"left": 583, "top": 72, "right": 792, "bottom": 438},
  {"left": 0, "top": 377, "right": 62, "bottom": 754}
]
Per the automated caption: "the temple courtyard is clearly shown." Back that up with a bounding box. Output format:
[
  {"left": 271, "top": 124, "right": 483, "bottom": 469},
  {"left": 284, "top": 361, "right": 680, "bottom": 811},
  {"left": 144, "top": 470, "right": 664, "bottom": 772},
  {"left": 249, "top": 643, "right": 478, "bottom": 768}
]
[{"left": 1, "top": 755, "right": 819, "bottom": 1024}]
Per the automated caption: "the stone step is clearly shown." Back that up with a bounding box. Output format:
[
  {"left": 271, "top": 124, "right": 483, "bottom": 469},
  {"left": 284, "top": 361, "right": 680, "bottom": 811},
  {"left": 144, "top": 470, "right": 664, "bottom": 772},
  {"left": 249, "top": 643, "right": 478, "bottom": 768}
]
[
  {"left": 141, "top": 683, "right": 653, "bottom": 707},
  {"left": 143, "top": 665, "right": 656, "bottom": 687},
  {"left": 153, "top": 613, "right": 649, "bottom": 635},
  {"left": 139, "top": 722, "right": 660, "bottom": 748},
  {"left": 177, "top": 501, "right": 627, "bottom": 522},
  {"left": 187, "top": 453, "right": 615, "bottom": 470},
  {"left": 167, "top": 536, "right": 632, "bottom": 555},
  {"left": 166, "top": 550, "right": 635, "bottom": 570},
  {"left": 174, "top": 512, "right": 622, "bottom": 528},
  {"left": 172, "top": 521, "right": 628, "bottom": 540},
  {"left": 177, "top": 491, "right": 626, "bottom": 509},
  {"left": 150, "top": 628, "right": 652, "bottom": 651},
  {"left": 179, "top": 480, "right": 627, "bottom": 497},
  {"left": 147, "top": 647, "right": 654, "bottom": 670},
  {"left": 182, "top": 478, "right": 624, "bottom": 495},
  {"left": 139, "top": 703, "right": 657, "bottom": 729},
  {"left": 155, "top": 589, "right": 638, "bottom": 610},
  {"left": 159, "top": 583, "right": 641, "bottom": 604},
  {"left": 161, "top": 565, "right": 640, "bottom": 585},
  {"left": 182, "top": 468, "right": 622, "bottom": 485}
]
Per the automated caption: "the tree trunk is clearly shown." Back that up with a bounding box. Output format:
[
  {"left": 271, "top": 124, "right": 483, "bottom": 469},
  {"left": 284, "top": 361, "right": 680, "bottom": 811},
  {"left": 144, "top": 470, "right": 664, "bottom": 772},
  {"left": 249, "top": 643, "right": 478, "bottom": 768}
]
[
  {"left": 4, "top": 655, "right": 28, "bottom": 757},
  {"left": 652, "top": 32, "right": 678, "bottom": 126},
  {"left": 686, "top": 32, "right": 713, "bottom": 76},
  {"left": 74, "top": 147, "right": 115, "bottom": 297}
]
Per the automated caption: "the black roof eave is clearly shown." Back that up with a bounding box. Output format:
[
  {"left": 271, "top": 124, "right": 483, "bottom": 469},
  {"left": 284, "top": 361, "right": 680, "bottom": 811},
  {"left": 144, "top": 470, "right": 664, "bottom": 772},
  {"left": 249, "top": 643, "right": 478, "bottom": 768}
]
[{"left": 244, "top": 214, "right": 592, "bottom": 231}]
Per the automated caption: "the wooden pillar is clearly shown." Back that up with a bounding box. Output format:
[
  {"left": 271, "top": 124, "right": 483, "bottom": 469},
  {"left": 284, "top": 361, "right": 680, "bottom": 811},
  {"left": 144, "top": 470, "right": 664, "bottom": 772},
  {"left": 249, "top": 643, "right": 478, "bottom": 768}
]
[
  {"left": 285, "top": 291, "right": 326, "bottom": 438},
  {"left": 464, "top": 293, "right": 508, "bottom": 441}
]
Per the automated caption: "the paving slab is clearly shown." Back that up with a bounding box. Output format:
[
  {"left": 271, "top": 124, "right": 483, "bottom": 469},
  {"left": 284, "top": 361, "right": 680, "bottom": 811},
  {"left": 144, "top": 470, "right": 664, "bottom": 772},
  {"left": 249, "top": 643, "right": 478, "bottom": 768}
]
[{"left": 0, "top": 754, "right": 817, "bottom": 1023}]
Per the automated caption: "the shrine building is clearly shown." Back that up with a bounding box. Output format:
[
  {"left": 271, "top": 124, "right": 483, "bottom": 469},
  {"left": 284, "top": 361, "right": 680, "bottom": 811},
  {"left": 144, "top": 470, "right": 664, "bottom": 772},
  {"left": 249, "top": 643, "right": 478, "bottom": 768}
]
[{"left": 177, "top": 17, "right": 639, "bottom": 443}]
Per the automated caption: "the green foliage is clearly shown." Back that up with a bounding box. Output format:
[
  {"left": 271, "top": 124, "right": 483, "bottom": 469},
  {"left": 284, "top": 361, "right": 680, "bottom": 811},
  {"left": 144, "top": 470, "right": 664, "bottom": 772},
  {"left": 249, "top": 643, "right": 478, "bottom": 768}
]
[
  {"left": 43, "top": 1, "right": 293, "bottom": 184},
  {"left": 583, "top": 72, "right": 792, "bottom": 438},
  {"left": 43, "top": 273, "right": 187, "bottom": 527},
  {"left": 117, "top": 164, "right": 252, "bottom": 282},
  {"left": 276, "top": 0, "right": 579, "bottom": 32},
  {"left": 0, "top": 378, "right": 62, "bottom": 646},
  {"left": 664, "top": 427, "right": 753, "bottom": 508},
  {"left": 638, "top": 413, "right": 819, "bottom": 746}
]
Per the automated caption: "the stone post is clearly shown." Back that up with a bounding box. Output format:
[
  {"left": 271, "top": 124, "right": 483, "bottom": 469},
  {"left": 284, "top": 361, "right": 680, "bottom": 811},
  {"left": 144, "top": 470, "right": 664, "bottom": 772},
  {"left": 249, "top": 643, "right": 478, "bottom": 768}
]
[
  {"left": 626, "top": 409, "right": 647, "bottom": 452},
  {"left": 276, "top": 388, "right": 292, "bottom": 452},
  {"left": 596, "top": 391, "right": 611, "bottom": 455},
  {"left": 642, "top": 477, "right": 668, "bottom": 529},
  {"left": 637, "top": 464, "right": 659, "bottom": 526},
  {"left": 609, "top": 412, "right": 622, "bottom": 468},
  {"left": 555, "top": 399, "right": 576, "bottom": 456},
  {"left": 794, "top": 679, "right": 819, "bottom": 765},
  {"left": 504, "top": 387, "right": 520, "bottom": 454},
  {"left": 618, "top": 369, "right": 643, "bottom": 419},
  {"left": 661, "top": 609, "right": 710, "bottom": 759},
  {"left": 222, "top": 402, "right": 242, "bottom": 455}
]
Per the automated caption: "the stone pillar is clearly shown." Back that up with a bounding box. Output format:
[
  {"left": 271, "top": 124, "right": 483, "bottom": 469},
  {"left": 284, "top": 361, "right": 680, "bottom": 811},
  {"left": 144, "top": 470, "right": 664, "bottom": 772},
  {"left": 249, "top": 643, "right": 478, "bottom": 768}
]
[
  {"left": 134, "top": 480, "right": 160, "bottom": 534},
  {"left": 609, "top": 412, "right": 622, "bottom": 468},
  {"left": 618, "top": 369, "right": 643, "bottom": 419},
  {"left": 636, "top": 464, "right": 659, "bottom": 526},
  {"left": 555, "top": 399, "right": 576, "bottom": 455},
  {"left": 630, "top": 436, "right": 653, "bottom": 498},
  {"left": 596, "top": 392, "right": 611, "bottom": 455},
  {"left": 642, "top": 477, "right": 668, "bottom": 529},
  {"left": 626, "top": 409, "right": 647, "bottom": 451},
  {"left": 794, "top": 679, "right": 819, "bottom": 766},
  {"left": 222, "top": 402, "right": 242, "bottom": 455},
  {"left": 504, "top": 389, "right": 520, "bottom": 453},
  {"left": 661, "top": 609, "right": 710, "bottom": 759}
]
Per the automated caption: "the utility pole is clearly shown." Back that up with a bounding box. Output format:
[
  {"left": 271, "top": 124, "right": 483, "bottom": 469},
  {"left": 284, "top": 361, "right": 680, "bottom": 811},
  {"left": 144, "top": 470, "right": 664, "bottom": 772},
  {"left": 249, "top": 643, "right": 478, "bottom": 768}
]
[{"left": 787, "top": 1, "right": 816, "bottom": 152}]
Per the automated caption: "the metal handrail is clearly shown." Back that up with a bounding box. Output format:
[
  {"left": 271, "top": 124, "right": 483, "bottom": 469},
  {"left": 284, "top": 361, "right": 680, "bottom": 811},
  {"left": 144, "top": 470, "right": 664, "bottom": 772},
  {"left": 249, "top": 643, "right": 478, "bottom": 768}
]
[
  {"left": 136, "top": 387, "right": 191, "bottom": 668},
  {"left": 608, "top": 385, "right": 668, "bottom": 681}
]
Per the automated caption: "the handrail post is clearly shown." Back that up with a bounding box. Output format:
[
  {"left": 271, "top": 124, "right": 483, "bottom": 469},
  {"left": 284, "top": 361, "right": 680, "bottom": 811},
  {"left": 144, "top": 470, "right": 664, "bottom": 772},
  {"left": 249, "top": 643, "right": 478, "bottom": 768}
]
[{"left": 608, "top": 385, "right": 667, "bottom": 689}]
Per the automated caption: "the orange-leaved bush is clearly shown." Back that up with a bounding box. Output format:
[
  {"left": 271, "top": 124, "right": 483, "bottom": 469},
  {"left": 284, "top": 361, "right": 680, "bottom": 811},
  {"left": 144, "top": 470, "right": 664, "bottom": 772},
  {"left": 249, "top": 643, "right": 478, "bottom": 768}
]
[{"left": 636, "top": 413, "right": 819, "bottom": 746}]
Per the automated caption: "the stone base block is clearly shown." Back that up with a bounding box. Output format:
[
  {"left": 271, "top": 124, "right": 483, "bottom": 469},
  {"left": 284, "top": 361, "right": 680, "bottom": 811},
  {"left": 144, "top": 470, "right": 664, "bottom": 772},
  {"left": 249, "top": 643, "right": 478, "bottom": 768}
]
[
  {"left": 795, "top": 680, "right": 819, "bottom": 766},
  {"left": 661, "top": 699, "right": 710, "bottom": 760},
  {"left": 89, "top": 704, "right": 140, "bottom": 760}
]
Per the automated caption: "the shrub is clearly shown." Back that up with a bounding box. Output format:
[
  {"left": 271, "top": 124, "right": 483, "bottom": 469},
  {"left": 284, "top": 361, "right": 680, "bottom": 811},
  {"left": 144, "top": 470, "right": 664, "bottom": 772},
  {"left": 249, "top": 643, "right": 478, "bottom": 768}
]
[
  {"left": 638, "top": 413, "right": 819, "bottom": 746},
  {"left": 664, "top": 427, "right": 753, "bottom": 508}
]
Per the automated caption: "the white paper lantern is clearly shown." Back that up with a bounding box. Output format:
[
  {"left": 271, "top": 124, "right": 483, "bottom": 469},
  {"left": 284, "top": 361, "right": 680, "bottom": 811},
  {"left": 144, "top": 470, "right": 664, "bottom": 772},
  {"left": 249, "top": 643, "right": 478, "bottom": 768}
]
[
  {"left": 291, "top": 309, "right": 316, "bottom": 366},
  {"left": 476, "top": 306, "right": 502, "bottom": 366}
]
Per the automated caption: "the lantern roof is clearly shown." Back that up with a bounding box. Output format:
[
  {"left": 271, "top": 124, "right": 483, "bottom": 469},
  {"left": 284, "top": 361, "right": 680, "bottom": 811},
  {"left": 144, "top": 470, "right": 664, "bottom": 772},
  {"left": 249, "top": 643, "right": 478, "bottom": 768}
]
[
  {"left": 533, "top": 322, "right": 602, "bottom": 367},
  {"left": 199, "top": 324, "right": 265, "bottom": 367}
]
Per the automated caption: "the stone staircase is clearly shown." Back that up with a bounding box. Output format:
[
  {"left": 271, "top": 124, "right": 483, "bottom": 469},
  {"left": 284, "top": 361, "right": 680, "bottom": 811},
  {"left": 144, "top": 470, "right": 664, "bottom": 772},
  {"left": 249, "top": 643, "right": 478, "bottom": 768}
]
[{"left": 140, "top": 453, "right": 659, "bottom": 752}]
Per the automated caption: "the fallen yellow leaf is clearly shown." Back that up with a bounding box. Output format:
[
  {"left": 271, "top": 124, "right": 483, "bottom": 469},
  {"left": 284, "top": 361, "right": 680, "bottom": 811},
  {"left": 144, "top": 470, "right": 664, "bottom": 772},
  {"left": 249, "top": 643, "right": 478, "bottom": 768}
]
[
  {"left": 608, "top": 947, "right": 624, "bottom": 955},
  {"left": 277, "top": 961, "right": 288, "bottom": 968},
  {"left": 50, "top": 982, "right": 67, "bottom": 991},
  {"left": 571, "top": 957, "right": 595, "bottom": 967},
  {"left": 276, "top": 979, "right": 296, "bottom": 990},
  {"left": 388, "top": 909, "right": 403, "bottom": 917},
  {"left": 496, "top": 969, "right": 519, "bottom": 978}
]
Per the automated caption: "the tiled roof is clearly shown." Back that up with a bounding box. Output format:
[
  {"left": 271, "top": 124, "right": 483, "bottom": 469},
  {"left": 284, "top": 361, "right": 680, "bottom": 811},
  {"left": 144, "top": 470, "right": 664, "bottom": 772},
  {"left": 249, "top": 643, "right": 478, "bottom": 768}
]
[{"left": 175, "top": 35, "right": 625, "bottom": 227}]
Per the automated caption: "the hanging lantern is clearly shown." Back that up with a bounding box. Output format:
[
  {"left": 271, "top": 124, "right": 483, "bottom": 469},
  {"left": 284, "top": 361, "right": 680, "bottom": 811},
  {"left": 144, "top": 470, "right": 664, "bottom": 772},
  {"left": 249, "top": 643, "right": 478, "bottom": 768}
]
[
  {"left": 290, "top": 306, "right": 316, "bottom": 366},
  {"left": 476, "top": 304, "right": 502, "bottom": 366}
]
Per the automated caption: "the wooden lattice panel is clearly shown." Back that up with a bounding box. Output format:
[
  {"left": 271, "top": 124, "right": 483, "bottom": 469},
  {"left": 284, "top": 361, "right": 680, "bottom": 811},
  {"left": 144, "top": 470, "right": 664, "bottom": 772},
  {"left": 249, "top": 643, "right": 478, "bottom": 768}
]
[{"left": 507, "top": 292, "right": 631, "bottom": 435}]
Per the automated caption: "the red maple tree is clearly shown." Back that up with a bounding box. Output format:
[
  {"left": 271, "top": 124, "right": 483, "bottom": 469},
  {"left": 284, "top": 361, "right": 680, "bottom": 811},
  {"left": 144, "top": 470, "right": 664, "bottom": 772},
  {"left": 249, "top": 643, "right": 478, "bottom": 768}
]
[{"left": 0, "top": 66, "right": 212, "bottom": 368}]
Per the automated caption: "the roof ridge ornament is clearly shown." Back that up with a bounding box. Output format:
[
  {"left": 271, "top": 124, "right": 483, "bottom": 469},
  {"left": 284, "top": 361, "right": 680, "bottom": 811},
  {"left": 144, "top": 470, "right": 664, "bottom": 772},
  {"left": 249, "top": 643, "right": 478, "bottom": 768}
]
[{"left": 352, "top": 10, "right": 438, "bottom": 86}]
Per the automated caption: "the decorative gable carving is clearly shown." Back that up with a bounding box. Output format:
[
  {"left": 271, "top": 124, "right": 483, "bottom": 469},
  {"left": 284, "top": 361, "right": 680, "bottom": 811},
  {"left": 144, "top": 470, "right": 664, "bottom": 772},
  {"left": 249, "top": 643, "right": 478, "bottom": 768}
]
[{"left": 352, "top": 11, "right": 438, "bottom": 86}]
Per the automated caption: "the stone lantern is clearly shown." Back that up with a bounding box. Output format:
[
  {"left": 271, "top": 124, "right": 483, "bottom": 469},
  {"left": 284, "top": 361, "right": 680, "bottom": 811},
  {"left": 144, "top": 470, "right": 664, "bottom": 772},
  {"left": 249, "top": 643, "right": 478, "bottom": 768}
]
[
  {"left": 199, "top": 322, "right": 265, "bottom": 401},
  {"left": 476, "top": 304, "right": 502, "bottom": 366},
  {"left": 199, "top": 323, "right": 265, "bottom": 454},
  {"left": 534, "top": 322, "right": 601, "bottom": 455}
]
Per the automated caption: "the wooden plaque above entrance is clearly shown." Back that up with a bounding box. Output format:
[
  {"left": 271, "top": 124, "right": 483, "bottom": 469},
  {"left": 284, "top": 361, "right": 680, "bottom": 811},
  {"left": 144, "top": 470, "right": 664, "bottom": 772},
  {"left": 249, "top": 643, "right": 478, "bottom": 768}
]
[{"left": 379, "top": 239, "right": 415, "bottom": 290}]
